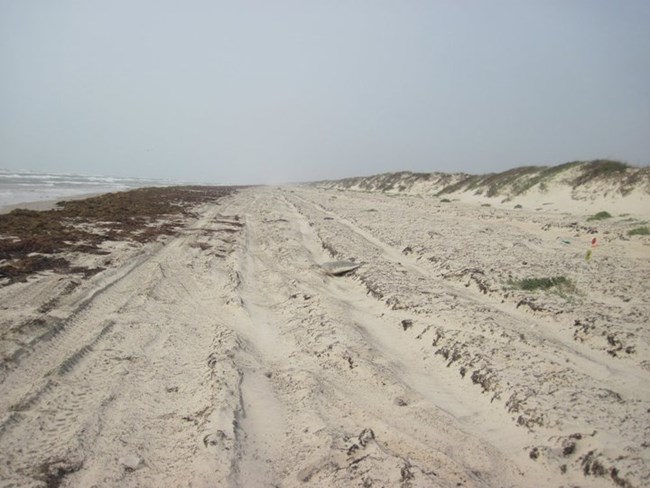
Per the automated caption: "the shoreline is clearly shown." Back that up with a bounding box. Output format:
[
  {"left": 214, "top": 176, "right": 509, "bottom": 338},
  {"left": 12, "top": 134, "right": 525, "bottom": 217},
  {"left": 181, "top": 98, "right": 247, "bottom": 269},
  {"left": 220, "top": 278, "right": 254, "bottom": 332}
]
[{"left": 0, "top": 192, "right": 110, "bottom": 214}]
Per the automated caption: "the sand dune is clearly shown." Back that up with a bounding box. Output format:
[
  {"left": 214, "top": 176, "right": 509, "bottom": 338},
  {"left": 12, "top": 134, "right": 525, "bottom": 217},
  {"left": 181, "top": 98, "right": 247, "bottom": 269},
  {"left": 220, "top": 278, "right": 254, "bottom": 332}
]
[
  {"left": 0, "top": 182, "right": 648, "bottom": 487},
  {"left": 314, "top": 160, "right": 650, "bottom": 218}
]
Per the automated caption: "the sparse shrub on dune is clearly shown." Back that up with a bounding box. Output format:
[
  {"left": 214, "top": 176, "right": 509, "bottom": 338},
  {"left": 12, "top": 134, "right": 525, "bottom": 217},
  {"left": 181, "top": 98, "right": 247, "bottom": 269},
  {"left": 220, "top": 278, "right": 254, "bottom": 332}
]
[
  {"left": 628, "top": 226, "right": 650, "bottom": 236},
  {"left": 587, "top": 211, "right": 612, "bottom": 221}
]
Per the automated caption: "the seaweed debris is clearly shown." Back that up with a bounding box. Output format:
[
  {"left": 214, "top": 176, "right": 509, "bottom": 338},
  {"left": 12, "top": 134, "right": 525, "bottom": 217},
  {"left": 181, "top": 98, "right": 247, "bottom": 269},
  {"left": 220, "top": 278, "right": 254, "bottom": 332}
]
[{"left": 0, "top": 186, "right": 240, "bottom": 283}]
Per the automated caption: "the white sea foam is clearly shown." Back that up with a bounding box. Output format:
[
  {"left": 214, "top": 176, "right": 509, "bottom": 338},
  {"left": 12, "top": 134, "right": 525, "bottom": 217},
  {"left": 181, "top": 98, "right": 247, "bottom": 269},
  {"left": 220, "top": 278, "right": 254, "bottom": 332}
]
[{"left": 0, "top": 169, "right": 170, "bottom": 208}]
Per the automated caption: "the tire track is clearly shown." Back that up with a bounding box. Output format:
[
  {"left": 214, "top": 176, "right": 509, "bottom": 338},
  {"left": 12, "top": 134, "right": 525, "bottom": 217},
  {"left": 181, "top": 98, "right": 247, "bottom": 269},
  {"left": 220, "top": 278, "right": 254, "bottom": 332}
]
[
  {"left": 1, "top": 188, "right": 643, "bottom": 487},
  {"left": 286, "top": 190, "right": 629, "bottom": 377},
  {"left": 0, "top": 242, "right": 163, "bottom": 389},
  {"left": 215, "top": 189, "right": 557, "bottom": 487},
  {"left": 0, "top": 202, "right": 249, "bottom": 486},
  {"left": 282, "top": 187, "right": 648, "bottom": 487}
]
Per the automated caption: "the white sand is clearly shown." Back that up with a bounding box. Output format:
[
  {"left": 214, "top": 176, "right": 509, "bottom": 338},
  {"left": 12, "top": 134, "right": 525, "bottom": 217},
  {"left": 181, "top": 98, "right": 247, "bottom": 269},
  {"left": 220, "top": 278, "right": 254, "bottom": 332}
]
[{"left": 0, "top": 186, "right": 648, "bottom": 487}]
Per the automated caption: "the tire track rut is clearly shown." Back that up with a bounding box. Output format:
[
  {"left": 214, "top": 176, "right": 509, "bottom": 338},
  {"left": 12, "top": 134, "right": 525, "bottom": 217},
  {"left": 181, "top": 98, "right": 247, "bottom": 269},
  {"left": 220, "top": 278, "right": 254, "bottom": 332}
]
[
  {"left": 281, "top": 187, "right": 648, "bottom": 487},
  {"left": 2, "top": 188, "right": 641, "bottom": 487},
  {"left": 215, "top": 188, "right": 561, "bottom": 487}
]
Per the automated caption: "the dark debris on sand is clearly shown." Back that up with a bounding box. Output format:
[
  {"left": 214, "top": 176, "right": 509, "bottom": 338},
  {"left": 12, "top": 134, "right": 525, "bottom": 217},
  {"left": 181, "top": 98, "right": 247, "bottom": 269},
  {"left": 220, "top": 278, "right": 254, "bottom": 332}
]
[{"left": 0, "top": 186, "right": 242, "bottom": 284}]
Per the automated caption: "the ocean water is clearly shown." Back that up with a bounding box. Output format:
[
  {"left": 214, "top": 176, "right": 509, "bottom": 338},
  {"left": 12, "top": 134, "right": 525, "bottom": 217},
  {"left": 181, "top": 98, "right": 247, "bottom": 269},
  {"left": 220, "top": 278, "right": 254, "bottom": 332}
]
[{"left": 0, "top": 169, "right": 170, "bottom": 208}]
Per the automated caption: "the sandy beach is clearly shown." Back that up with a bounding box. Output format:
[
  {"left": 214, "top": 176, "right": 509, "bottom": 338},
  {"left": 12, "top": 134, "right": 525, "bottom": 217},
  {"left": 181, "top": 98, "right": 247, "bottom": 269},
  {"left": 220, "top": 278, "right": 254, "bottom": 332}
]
[
  {"left": 3, "top": 1, "right": 648, "bottom": 484},
  {"left": 0, "top": 180, "right": 648, "bottom": 487}
]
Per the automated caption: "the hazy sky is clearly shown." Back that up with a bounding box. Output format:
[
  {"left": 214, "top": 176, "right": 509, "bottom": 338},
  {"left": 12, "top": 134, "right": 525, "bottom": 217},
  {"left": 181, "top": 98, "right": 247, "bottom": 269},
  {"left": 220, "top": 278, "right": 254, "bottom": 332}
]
[{"left": 1, "top": 1, "right": 649, "bottom": 184}]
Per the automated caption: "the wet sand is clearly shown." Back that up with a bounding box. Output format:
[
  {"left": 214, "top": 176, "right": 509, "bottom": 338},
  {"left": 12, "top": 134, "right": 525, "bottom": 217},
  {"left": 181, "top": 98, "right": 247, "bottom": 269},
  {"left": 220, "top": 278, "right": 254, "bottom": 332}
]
[{"left": 0, "top": 192, "right": 107, "bottom": 214}]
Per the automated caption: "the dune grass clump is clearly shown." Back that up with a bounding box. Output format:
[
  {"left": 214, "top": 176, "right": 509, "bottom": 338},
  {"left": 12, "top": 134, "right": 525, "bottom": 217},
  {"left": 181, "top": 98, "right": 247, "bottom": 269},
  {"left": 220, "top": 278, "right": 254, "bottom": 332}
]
[
  {"left": 628, "top": 226, "right": 650, "bottom": 236},
  {"left": 509, "top": 276, "right": 572, "bottom": 292},
  {"left": 440, "top": 198, "right": 451, "bottom": 203},
  {"left": 436, "top": 175, "right": 481, "bottom": 196},
  {"left": 587, "top": 211, "right": 613, "bottom": 221},
  {"left": 483, "top": 166, "right": 541, "bottom": 197},
  {"left": 572, "top": 160, "right": 629, "bottom": 187}
]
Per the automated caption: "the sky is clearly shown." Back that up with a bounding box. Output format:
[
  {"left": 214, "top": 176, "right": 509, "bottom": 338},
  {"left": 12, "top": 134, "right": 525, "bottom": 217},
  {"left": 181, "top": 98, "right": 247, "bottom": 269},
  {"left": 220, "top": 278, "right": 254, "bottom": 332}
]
[{"left": 1, "top": 1, "right": 649, "bottom": 184}]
